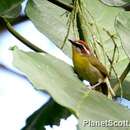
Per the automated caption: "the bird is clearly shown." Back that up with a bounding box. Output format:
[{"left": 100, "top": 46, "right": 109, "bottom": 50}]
[{"left": 69, "top": 39, "right": 115, "bottom": 97}]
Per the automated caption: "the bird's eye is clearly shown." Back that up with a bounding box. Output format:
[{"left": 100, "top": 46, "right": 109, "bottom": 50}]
[
  {"left": 75, "top": 43, "right": 84, "bottom": 49},
  {"left": 75, "top": 43, "right": 90, "bottom": 54},
  {"left": 75, "top": 44, "right": 85, "bottom": 53}
]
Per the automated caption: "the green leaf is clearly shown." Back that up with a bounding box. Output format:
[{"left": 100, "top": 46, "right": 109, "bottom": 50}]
[
  {"left": 22, "top": 98, "right": 71, "bottom": 130},
  {"left": 0, "top": 0, "right": 23, "bottom": 18},
  {"left": 26, "top": 0, "right": 73, "bottom": 56},
  {"left": 115, "top": 11, "right": 130, "bottom": 99},
  {"left": 12, "top": 47, "right": 130, "bottom": 130},
  {"left": 100, "top": 0, "right": 128, "bottom": 6},
  {"left": 115, "top": 12, "right": 130, "bottom": 59}
]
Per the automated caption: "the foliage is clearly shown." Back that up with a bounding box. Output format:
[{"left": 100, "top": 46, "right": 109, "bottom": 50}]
[
  {"left": 12, "top": 46, "right": 130, "bottom": 130},
  {"left": 1, "top": 0, "right": 130, "bottom": 130},
  {"left": 0, "top": 0, "right": 23, "bottom": 18}
]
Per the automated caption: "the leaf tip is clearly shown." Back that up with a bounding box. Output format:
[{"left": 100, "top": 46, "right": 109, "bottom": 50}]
[{"left": 10, "top": 46, "right": 18, "bottom": 51}]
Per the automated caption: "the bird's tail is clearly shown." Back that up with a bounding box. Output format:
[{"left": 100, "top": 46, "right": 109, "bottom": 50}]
[{"left": 100, "top": 82, "right": 108, "bottom": 96}]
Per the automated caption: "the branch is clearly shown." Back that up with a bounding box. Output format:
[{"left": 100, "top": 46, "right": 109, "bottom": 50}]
[
  {"left": 2, "top": 18, "right": 44, "bottom": 52},
  {"left": 0, "top": 15, "right": 28, "bottom": 31},
  {"left": 47, "top": 0, "right": 73, "bottom": 12},
  {"left": 113, "top": 62, "right": 130, "bottom": 92}
]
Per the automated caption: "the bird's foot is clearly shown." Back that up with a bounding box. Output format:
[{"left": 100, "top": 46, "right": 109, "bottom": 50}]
[{"left": 91, "top": 82, "right": 102, "bottom": 89}]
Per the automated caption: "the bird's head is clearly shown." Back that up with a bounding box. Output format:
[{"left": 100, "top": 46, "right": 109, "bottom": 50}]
[{"left": 68, "top": 39, "right": 91, "bottom": 55}]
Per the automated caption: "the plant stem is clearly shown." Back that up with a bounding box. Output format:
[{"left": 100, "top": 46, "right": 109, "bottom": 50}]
[
  {"left": 113, "top": 62, "right": 130, "bottom": 92},
  {"left": 47, "top": 0, "right": 73, "bottom": 12},
  {"left": 76, "top": 12, "right": 86, "bottom": 41},
  {"left": 2, "top": 18, "right": 44, "bottom": 52},
  {"left": 0, "top": 15, "right": 28, "bottom": 31}
]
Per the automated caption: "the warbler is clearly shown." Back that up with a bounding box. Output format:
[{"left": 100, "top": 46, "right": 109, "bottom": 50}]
[{"left": 69, "top": 39, "right": 115, "bottom": 97}]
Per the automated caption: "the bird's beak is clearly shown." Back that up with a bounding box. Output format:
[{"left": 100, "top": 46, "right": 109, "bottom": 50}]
[
  {"left": 68, "top": 39, "right": 77, "bottom": 46},
  {"left": 68, "top": 39, "right": 75, "bottom": 44}
]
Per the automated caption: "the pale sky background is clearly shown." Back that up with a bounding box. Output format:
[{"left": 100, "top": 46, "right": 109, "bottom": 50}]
[{"left": 0, "top": 8, "right": 130, "bottom": 130}]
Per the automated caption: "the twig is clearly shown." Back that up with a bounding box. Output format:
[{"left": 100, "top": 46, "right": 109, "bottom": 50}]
[
  {"left": 2, "top": 18, "right": 44, "bottom": 52},
  {"left": 113, "top": 62, "right": 130, "bottom": 93},
  {"left": 103, "top": 28, "right": 119, "bottom": 76},
  {"left": 60, "top": 19, "right": 71, "bottom": 49}
]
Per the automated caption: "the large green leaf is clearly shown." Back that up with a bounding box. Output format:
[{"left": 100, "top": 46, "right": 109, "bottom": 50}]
[
  {"left": 26, "top": 0, "right": 73, "bottom": 56},
  {"left": 0, "top": 0, "right": 23, "bottom": 18},
  {"left": 12, "top": 47, "right": 130, "bottom": 130}
]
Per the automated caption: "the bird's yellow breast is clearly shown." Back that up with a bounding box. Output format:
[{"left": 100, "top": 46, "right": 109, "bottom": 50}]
[{"left": 72, "top": 48, "right": 104, "bottom": 84}]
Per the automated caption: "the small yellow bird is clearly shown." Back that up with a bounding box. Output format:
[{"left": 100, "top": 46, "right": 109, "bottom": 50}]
[{"left": 69, "top": 39, "right": 115, "bottom": 97}]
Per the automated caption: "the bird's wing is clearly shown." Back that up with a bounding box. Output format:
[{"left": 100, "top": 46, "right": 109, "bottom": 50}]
[{"left": 88, "top": 55, "right": 108, "bottom": 77}]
